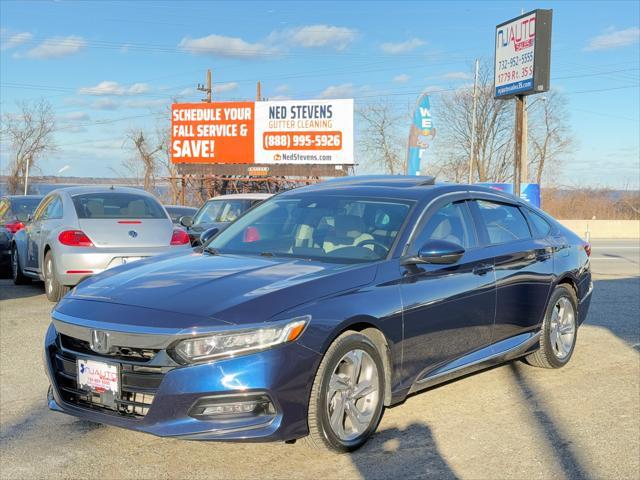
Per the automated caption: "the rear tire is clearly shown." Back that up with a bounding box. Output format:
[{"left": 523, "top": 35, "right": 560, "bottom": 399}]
[
  {"left": 43, "top": 251, "right": 69, "bottom": 303},
  {"left": 304, "top": 331, "right": 385, "bottom": 452},
  {"left": 11, "top": 245, "right": 30, "bottom": 285},
  {"left": 526, "top": 284, "right": 578, "bottom": 369}
]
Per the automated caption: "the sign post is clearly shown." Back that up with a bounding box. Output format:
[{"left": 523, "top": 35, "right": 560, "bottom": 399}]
[{"left": 494, "top": 9, "right": 552, "bottom": 195}]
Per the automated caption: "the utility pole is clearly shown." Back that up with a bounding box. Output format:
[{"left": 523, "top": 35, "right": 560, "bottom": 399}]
[
  {"left": 521, "top": 96, "right": 528, "bottom": 184},
  {"left": 468, "top": 59, "right": 479, "bottom": 184},
  {"left": 256, "top": 81, "right": 262, "bottom": 101},
  {"left": 197, "top": 69, "right": 212, "bottom": 102},
  {"left": 514, "top": 95, "right": 525, "bottom": 197},
  {"left": 24, "top": 155, "right": 30, "bottom": 195}
]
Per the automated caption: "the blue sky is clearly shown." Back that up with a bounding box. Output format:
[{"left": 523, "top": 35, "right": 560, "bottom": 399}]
[{"left": 1, "top": 0, "right": 639, "bottom": 188}]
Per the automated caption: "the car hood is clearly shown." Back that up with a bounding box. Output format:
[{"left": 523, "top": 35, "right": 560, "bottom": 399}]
[{"left": 56, "top": 250, "right": 376, "bottom": 329}]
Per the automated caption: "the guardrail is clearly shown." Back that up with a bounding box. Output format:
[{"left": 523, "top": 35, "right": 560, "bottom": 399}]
[{"left": 558, "top": 220, "right": 640, "bottom": 240}]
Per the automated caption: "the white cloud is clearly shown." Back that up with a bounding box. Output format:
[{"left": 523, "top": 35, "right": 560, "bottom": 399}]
[
  {"left": 124, "top": 99, "right": 167, "bottom": 109},
  {"left": 318, "top": 83, "right": 356, "bottom": 99},
  {"left": 213, "top": 82, "right": 239, "bottom": 94},
  {"left": 269, "top": 95, "right": 291, "bottom": 101},
  {"left": 275, "top": 84, "right": 290, "bottom": 93},
  {"left": 177, "top": 87, "right": 195, "bottom": 96},
  {"left": 63, "top": 111, "right": 90, "bottom": 121},
  {"left": 79, "top": 81, "right": 151, "bottom": 96},
  {"left": 442, "top": 71, "right": 471, "bottom": 81},
  {"left": 585, "top": 27, "right": 640, "bottom": 51},
  {"left": 393, "top": 74, "right": 410, "bottom": 83},
  {"left": 287, "top": 25, "right": 357, "bottom": 50},
  {"left": 25, "top": 35, "right": 86, "bottom": 59},
  {"left": 380, "top": 38, "right": 426, "bottom": 54},
  {"left": 91, "top": 99, "right": 120, "bottom": 110},
  {"left": 178, "top": 34, "right": 273, "bottom": 58},
  {"left": 1, "top": 31, "right": 33, "bottom": 50}
]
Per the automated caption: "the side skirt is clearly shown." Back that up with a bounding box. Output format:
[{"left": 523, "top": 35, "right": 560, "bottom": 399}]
[{"left": 408, "top": 331, "right": 541, "bottom": 395}]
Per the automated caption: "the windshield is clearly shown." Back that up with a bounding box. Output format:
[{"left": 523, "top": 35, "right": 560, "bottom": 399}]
[
  {"left": 208, "top": 195, "right": 412, "bottom": 263},
  {"left": 193, "top": 199, "right": 252, "bottom": 225},
  {"left": 72, "top": 192, "right": 166, "bottom": 219}
]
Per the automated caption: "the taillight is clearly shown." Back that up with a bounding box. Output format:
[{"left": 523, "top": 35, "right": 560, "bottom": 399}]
[
  {"left": 243, "top": 226, "right": 260, "bottom": 243},
  {"left": 170, "top": 228, "right": 190, "bottom": 245},
  {"left": 58, "top": 230, "right": 94, "bottom": 247},
  {"left": 583, "top": 242, "right": 591, "bottom": 257},
  {"left": 5, "top": 220, "right": 25, "bottom": 234}
]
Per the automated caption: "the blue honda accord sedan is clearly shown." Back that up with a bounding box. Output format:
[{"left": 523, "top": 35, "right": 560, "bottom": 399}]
[{"left": 44, "top": 176, "right": 593, "bottom": 452}]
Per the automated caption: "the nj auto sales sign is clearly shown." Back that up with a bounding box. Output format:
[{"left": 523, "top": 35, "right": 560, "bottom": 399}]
[{"left": 171, "top": 99, "right": 354, "bottom": 165}]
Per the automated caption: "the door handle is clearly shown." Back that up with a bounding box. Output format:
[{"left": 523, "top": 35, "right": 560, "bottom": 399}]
[{"left": 473, "top": 264, "right": 493, "bottom": 276}]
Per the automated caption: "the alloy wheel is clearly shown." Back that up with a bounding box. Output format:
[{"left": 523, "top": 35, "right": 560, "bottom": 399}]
[
  {"left": 549, "top": 296, "right": 576, "bottom": 360},
  {"left": 45, "top": 258, "right": 53, "bottom": 294},
  {"left": 326, "top": 349, "right": 380, "bottom": 441}
]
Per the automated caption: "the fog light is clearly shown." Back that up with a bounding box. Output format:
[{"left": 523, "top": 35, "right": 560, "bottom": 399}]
[{"left": 189, "top": 393, "right": 275, "bottom": 420}]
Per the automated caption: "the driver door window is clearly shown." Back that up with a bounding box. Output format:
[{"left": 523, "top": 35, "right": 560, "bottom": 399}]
[{"left": 410, "top": 201, "right": 476, "bottom": 255}]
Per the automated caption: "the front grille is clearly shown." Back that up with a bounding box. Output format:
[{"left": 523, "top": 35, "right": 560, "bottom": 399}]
[
  {"left": 60, "top": 334, "right": 158, "bottom": 362},
  {"left": 52, "top": 338, "right": 169, "bottom": 418}
]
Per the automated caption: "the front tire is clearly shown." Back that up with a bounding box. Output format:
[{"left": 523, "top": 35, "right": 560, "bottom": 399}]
[
  {"left": 11, "top": 245, "right": 30, "bottom": 285},
  {"left": 305, "top": 331, "right": 385, "bottom": 452},
  {"left": 43, "top": 251, "right": 69, "bottom": 303},
  {"left": 526, "top": 284, "right": 578, "bottom": 369}
]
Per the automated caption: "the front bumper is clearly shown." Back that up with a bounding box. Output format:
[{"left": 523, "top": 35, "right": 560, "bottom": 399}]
[{"left": 44, "top": 322, "right": 321, "bottom": 441}]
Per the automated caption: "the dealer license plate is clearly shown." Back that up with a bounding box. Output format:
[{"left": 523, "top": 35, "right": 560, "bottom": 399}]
[
  {"left": 77, "top": 359, "right": 119, "bottom": 395},
  {"left": 122, "top": 256, "right": 144, "bottom": 264}
]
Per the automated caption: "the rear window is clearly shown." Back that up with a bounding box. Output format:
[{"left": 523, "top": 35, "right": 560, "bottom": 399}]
[
  {"left": 475, "top": 200, "right": 532, "bottom": 244},
  {"left": 72, "top": 193, "right": 166, "bottom": 219},
  {"left": 9, "top": 198, "right": 42, "bottom": 221}
]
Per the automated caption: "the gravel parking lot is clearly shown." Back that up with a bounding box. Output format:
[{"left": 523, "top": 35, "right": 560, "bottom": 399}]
[{"left": 1, "top": 240, "right": 638, "bottom": 480}]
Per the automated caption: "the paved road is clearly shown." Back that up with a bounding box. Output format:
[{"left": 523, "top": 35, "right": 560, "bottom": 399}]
[{"left": 1, "top": 240, "right": 638, "bottom": 479}]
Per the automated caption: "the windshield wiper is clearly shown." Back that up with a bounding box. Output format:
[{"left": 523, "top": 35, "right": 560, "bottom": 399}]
[
  {"left": 259, "top": 251, "right": 275, "bottom": 257},
  {"left": 203, "top": 246, "right": 220, "bottom": 255}
]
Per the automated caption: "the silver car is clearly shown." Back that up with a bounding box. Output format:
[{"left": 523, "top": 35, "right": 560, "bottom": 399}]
[{"left": 10, "top": 186, "right": 191, "bottom": 302}]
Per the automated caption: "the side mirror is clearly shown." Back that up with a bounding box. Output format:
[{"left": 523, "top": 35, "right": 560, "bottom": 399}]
[
  {"left": 199, "top": 227, "right": 219, "bottom": 246},
  {"left": 179, "top": 215, "right": 193, "bottom": 228},
  {"left": 402, "top": 239, "right": 465, "bottom": 266}
]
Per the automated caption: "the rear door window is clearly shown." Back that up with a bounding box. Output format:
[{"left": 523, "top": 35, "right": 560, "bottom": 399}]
[
  {"left": 72, "top": 193, "right": 166, "bottom": 219},
  {"left": 473, "top": 200, "right": 532, "bottom": 244}
]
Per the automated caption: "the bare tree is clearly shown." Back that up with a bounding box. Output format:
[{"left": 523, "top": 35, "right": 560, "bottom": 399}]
[
  {"left": 357, "top": 100, "right": 406, "bottom": 174},
  {"left": 1, "top": 99, "right": 56, "bottom": 194},
  {"left": 155, "top": 123, "right": 180, "bottom": 203},
  {"left": 527, "top": 91, "right": 574, "bottom": 184},
  {"left": 435, "top": 65, "right": 513, "bottom": 183},
  {"left": 125, "top": 129, "right": 163, "bottom": 192},
  {"left": 434, "top": 61, "right": 573, "bottom": 186}
]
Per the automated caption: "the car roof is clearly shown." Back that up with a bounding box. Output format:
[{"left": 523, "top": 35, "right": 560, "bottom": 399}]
[
  {"left": 46, "top": 185, "right": 154, "bottom": 197},
  {"left": 208, "top": 193, "right": 273, "bottom": 200},
  {"left": 3, "top": 195, "right": 44, "bottom": 200},
  {"left": 164, "top": 205, "right": 197, "bottom": 209},
  {"left": 278, "top": 175, "right": 524, "bottom": 204}
]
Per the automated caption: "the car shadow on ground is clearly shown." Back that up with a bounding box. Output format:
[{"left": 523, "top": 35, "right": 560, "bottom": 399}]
[
  {"left": 350, "top": 422, "right": 457, "bottom": 479},
  {"left": 0, "top": 279, "right": 44, "bottom": 301}
]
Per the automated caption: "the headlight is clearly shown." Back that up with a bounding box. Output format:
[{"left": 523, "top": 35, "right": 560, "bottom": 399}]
[{"left": 173, "top": 316, "right": 310, "bottom": 363}]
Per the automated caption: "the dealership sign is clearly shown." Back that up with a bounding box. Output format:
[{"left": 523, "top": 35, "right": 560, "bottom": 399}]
[
  {"left": 494, "top": 9, "right": 552, "bottom": 98},
  {"left": 171, "top": 99, "right": 354, "bottom": 165}
]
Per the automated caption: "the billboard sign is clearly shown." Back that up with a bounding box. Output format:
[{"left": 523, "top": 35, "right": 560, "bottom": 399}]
[
  {"left": 479, "top": 182, "right": 541, "bottom": 208},
  {"left": 171, "top": 99, "right": 353, "bottom": 165},
  {"left": 494, "top": 9, "right": 552, "bottom": 98}
]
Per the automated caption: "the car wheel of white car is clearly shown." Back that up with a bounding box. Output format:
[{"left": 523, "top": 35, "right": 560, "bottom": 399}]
[{"left": 43, "top": 251, "right": 69, "bottom": 303}]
